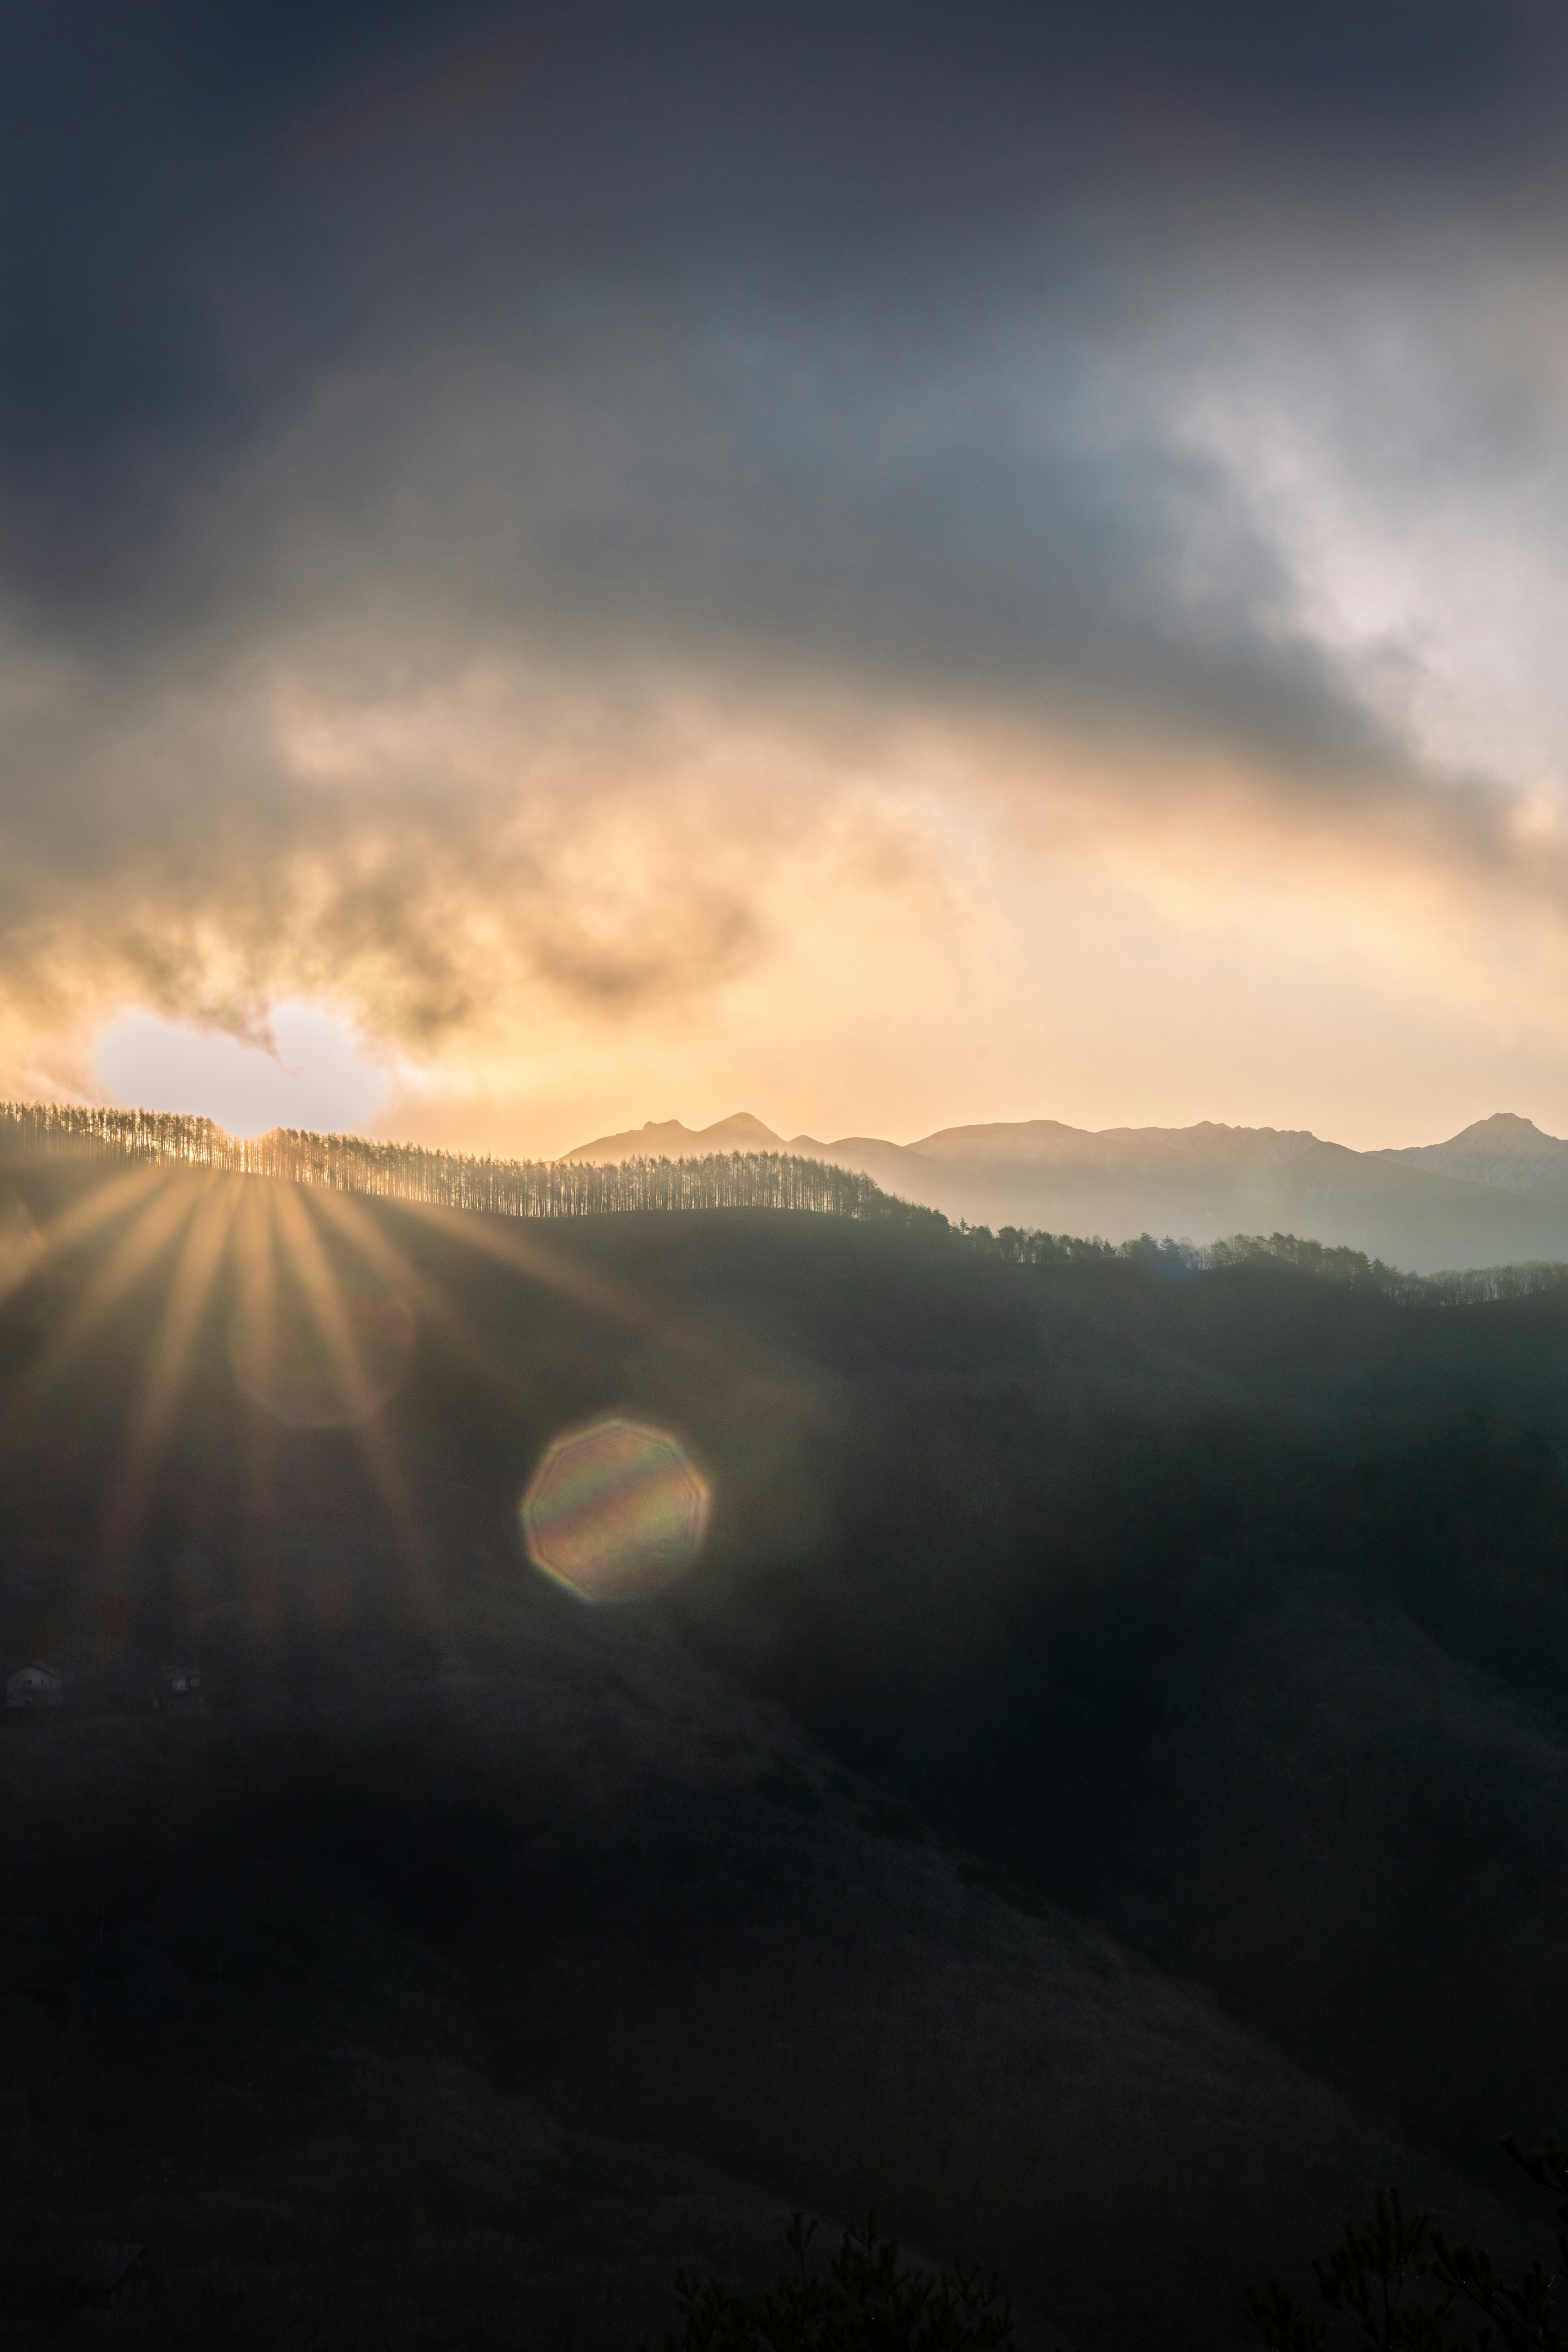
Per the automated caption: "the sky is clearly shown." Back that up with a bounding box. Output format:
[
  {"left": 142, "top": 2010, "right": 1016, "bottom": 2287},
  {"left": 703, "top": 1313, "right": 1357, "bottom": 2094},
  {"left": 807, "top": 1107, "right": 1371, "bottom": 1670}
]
[{"left": 6, "top": 0, "right": 1568, "bottom": 1152}]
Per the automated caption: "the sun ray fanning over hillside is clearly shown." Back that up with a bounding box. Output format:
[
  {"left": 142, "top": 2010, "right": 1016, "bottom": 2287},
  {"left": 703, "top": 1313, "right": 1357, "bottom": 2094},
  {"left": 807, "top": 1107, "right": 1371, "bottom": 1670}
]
[{"left": 99, "top": 1177, "right": 243, "bottom": 1565}]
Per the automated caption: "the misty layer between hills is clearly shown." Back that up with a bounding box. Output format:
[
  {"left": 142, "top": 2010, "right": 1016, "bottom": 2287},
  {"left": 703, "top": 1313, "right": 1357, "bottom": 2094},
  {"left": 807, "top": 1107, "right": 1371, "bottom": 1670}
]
[
  {"left": 563, "top": 1109, "right": 1568, "bottom": 1271},
  {"left": 5, "top": 1157, "right": 1568, "bottom": 2347}
]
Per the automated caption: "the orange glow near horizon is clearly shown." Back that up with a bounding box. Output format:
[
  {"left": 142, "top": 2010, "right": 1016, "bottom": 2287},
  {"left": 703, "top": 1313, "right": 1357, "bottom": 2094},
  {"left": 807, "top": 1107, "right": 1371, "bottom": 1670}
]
[{"left": 30, "top": 682, "right": 1568, "bottom": 1164}]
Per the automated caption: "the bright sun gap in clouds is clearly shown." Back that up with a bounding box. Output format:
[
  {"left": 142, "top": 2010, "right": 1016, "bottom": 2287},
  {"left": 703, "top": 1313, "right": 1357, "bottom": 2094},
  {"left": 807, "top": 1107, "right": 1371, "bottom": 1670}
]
[{"left": 95, "top": 1003, "right": 388, "bottom": 1136}]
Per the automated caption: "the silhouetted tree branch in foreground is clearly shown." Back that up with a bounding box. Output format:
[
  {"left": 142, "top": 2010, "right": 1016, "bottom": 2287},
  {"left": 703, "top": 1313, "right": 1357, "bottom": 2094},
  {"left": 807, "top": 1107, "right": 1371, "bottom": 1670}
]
[
  {"left": 1250, "top": 2135, "right": 1568, "bottom": 2352},
  {"left": 658, "top": 2213, "right": 1013, "bottom": 2352}
]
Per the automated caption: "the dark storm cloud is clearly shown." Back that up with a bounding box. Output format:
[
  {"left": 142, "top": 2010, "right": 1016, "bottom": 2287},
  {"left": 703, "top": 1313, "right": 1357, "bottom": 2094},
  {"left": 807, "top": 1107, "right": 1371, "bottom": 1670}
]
[
  {"left": 2, "top": 0, "right": 1568, "bottom": 1071},
  {"left": 3, "top": 0, "right": 1564, "bottom": 644}
]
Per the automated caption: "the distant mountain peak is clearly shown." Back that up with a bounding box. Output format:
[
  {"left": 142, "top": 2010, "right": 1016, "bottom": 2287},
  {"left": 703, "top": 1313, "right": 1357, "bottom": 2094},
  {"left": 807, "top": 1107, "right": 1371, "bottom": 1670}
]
[
  {"left": 559, "top": 1111, "right": 787, "bottom": 1163},
  {"left": 707, "top": 1111, "right": 783, "bottom": 1143},
  {"left": 1448, "top": 1112, "right": 1552, "bottom": 1141},
  {"left": 1378, "top": 1111, "right": 1568, "bottom": 1200},
  {"left": 905, "top": 1118, "right": 1319, "bottom": 1170},
  {"left": 557, "top": 1106, "right": 1568, "bottom": 1241}
]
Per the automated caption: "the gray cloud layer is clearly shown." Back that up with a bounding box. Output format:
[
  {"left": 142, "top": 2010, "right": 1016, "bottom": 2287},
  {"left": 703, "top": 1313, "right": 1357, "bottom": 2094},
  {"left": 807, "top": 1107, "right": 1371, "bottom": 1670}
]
[{"left": 3, "top": 0, "right": 1568, "bottom": 1074}]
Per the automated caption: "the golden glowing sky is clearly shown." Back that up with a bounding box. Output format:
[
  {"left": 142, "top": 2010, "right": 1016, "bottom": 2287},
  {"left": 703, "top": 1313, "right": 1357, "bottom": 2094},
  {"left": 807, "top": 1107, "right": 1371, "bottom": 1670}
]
[
  {"left": 51, "top": 682, "right": 1568, "bottom": 1158},
  {"left": 8, "top": 4, "right": 1568, "bottom": 1155}
]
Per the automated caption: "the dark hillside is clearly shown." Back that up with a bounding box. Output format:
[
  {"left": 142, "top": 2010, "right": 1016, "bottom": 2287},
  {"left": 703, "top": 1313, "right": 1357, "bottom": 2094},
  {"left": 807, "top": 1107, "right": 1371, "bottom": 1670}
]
[{"left": 1, "top": 1156, "right": 1565, "bottom": 2344}]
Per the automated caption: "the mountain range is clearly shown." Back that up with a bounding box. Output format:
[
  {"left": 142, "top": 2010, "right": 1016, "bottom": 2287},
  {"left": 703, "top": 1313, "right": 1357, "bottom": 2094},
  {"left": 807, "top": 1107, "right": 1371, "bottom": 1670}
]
[{"left": 561, "top": 1110, "right": 1568, "bottom": 1272}]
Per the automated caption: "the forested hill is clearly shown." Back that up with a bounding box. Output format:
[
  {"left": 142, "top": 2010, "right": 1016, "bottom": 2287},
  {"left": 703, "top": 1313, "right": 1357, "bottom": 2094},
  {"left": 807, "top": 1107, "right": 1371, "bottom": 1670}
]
[
  {"left": 6, "top": 1163, "right": 1568, "bottom": 2344},
  {"left": 7, "top": 1098, "right": 1568, "bottom": 1312},
  {"left": 0, "top": 1100, "right": 910, "bottom": 1223}
]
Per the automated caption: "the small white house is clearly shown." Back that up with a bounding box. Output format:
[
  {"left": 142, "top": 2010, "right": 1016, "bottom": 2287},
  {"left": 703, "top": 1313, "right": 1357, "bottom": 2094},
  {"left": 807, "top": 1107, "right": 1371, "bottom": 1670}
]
[
  {"left": 7, "top": 1662, "right": 62, "bottom": 1711},
  {"left": 156, "top": 1662, "right": 205, "bottom": 1713}
]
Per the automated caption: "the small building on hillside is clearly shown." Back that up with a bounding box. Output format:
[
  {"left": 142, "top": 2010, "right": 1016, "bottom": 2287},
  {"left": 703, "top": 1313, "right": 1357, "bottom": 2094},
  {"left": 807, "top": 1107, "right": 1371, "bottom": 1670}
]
[
  {"left": 156, "top": 1662, "right": 205, "bottom": 1714},
  {"left": 7, "top": 1662, "right": 63, "bottom": 1711}
]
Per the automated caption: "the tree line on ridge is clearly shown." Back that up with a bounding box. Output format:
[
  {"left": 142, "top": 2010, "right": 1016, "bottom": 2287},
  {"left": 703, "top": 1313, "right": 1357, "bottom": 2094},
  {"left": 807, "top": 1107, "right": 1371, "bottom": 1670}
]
[
  {"left": 4, "top": 1097, "right": 1568, "bottom": 1308},
  {"left": 0, "top": 1100, "right": 918, "bottom": 1224}
]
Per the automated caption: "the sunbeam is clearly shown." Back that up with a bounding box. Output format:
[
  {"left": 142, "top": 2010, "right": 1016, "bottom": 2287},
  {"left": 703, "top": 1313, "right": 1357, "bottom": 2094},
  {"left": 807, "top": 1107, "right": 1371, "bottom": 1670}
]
[
  {"left": 32, "top": 1176, "right": 201, "bottom": 1392},
  {"left": 33, "top": 1160, "right": 178, "bottom": 1263},
  {"left": 0, "top": 1190, "right": 44, "bottom": 1303},
  {"left": 263, "top": 1183, "right": 427, "bottom": 1572},
  {"left": 308, "top": 1183, "right": 532, "bottom": 1407},
  {"left": 394, "top": 1196, "right": 660, "bottom": 1340},
  {"left": 232, "top": 1183, "right": 416, "bottom": 1432},
  {"left": 232, "top": 1178, "right": 287, "bottom": 1642},
  {"left": 98, "top": 1176, "right": 243, "bottom": 1561},
  {"left": 389, "top": 1190, "right": 817, "bottom": 1473}
]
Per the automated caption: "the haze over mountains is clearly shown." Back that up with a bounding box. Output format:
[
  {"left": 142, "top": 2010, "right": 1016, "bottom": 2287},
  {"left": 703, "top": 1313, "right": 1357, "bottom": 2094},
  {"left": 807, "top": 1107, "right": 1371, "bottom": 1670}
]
[{"left": 563, "top": 1112, "right": 1568, "bottom": 1274}]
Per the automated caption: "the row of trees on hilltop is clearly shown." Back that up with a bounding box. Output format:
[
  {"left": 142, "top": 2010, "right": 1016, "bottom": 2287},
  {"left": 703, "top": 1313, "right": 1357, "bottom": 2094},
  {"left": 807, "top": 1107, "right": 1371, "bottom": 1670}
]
[
  {"left": 962, "top": 1219, "right": 1568, "bottom": 1307},
  {"left": 1208, "top": 1228, "right": 1568, "bottom": 1305},
  {"left": 0, "top": 1100, "right": 928, "bottom": 1225},
  {"left": 7, "top": 1102, "right": 1568, "bottom": 1302}
]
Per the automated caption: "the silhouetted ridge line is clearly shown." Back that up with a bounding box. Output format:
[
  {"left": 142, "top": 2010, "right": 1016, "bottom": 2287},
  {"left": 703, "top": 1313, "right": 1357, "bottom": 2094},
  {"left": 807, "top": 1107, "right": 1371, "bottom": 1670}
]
[
  {"left": 0, "top": 1100, "right": 926, "bottom": 1222},
  {"left": 1208, "top": 1229, "right": 1568, "bottom": 1304},
  {"left": 7, "top": 1104, "right": 1566, "bottom": 1298},
  {"left": 969, "top": 1221, "right": 1568, "bottom": 1305}
]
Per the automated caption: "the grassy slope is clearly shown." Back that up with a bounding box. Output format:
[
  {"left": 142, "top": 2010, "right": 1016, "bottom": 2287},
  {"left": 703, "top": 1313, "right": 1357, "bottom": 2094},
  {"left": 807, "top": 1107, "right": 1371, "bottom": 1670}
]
[{"left": 2, "top": 1160, "right": 1566, "bottom": 2345}]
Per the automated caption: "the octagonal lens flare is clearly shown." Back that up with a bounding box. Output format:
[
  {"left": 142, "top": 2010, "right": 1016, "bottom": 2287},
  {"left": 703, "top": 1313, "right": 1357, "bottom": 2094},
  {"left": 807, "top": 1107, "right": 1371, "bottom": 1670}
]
[
  {"left": 230, "top": 1254, "right": 416, "bottom": 1429},
  {"left": 521, "top": 1417, "right": 710, "bottom": 1602}
]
